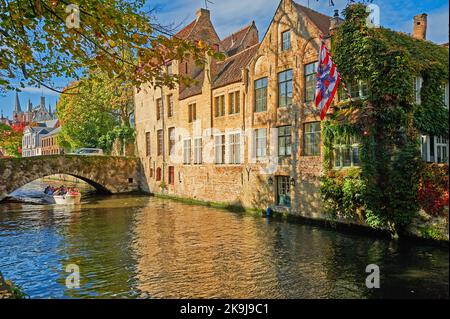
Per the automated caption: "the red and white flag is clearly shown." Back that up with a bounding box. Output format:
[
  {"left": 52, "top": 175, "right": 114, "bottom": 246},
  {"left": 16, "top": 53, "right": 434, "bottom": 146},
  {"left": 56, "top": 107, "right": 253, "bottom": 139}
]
[{"left": 315, "top": 41, "right": 341, "bottom": 120}]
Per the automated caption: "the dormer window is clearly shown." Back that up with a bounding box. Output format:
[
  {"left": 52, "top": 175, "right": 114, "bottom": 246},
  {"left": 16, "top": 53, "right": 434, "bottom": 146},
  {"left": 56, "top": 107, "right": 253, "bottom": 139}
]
[{"left": 281, "top": 30, "right": 291, "bottom": 51}]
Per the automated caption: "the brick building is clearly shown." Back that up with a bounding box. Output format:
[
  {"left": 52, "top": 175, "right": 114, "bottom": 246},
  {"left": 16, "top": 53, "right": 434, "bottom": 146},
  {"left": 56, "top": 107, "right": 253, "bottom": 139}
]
[
  {"left": 41, "top": 127, "right": 64, "bottom": 156},
  {"left": 134, "top": 0, "right": 448, "bottom": 217}
]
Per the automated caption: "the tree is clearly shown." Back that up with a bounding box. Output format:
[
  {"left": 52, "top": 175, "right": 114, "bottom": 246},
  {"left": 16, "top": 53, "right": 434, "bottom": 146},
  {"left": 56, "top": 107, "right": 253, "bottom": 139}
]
[
  {"left": 56, "top": 71, "right": 136, "bottom": 154},
  {"left": 0, "top": 122, "right": 24, "bottom": 157},
  {"left": 0, "top": 0, "right": 222, "bottom": 93}
]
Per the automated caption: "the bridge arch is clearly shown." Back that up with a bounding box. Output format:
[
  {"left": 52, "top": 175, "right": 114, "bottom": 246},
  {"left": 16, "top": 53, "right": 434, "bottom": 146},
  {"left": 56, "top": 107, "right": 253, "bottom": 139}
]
[{"left": 0, "top": 155, "right": 143, "bottom": 201}]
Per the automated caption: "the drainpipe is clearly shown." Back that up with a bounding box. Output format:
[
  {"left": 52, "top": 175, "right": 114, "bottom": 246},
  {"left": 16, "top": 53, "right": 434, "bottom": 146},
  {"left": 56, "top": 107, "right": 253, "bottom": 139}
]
[{"left": 160, "top": 85, "right": 166, "bottom": 184}]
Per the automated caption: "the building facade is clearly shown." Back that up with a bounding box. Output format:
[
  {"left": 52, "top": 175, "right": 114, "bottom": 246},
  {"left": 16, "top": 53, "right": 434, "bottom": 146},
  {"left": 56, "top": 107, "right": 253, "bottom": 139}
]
[
  {"left": 41, "top": 127, "right": 64, "bottom": 156},
  {"left": 22, "top": 120, "right": 60, "bottom": 158},
  {"left": 134, "top": 0, "right": 449, "bottom": 217}
]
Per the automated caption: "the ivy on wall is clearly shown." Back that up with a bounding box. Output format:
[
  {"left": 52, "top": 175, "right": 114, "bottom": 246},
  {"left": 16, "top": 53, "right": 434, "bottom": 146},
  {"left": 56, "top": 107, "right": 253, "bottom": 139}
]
[{"left": 320, "top": 4, "right": 449, "bottom": 236}]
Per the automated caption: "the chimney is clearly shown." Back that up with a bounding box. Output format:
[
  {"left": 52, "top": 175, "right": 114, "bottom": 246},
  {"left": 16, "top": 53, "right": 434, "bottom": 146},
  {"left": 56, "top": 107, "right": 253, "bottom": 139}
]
[
  {"left": 196, "top": 8, "right": 210, "bottom": 21},
  {"left": 329, "top": 10, "right": 342, "bottom": 33},
  {"left": 413, "top": 13, "right": 427, "bottom": 40}
]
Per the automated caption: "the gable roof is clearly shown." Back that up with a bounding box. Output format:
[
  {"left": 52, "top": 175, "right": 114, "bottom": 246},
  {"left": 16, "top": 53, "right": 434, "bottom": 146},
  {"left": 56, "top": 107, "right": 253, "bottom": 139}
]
[
  {"left": 174, "top": 20, "right": 197, "bottom": 40},
  {"left": 212, "top": 44, "right": 259, "bottom": 89},
  {"left": 293, "top": 2, "right": 331, "bottom": 36},
  {"left": 220, "top": 22, "right": 257, "bottom": 56}
]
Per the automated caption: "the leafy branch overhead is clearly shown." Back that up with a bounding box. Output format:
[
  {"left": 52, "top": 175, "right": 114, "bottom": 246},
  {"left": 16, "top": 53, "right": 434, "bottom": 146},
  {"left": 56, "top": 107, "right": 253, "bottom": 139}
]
[{"left": 0, "top": 0, "right": 224, "bottom": 93}]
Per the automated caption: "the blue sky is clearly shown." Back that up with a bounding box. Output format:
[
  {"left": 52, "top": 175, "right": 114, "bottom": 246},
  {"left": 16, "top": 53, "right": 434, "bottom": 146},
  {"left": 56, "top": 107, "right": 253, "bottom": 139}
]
[{"left": 1, "top": 0, "right": 448, "bottom": 119}]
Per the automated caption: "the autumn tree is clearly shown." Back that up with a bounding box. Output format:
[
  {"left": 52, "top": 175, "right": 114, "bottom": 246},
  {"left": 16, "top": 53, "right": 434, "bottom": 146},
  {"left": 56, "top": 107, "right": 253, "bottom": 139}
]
[{"left": 0, "top": 0, "right": 222, "bottom": 93}]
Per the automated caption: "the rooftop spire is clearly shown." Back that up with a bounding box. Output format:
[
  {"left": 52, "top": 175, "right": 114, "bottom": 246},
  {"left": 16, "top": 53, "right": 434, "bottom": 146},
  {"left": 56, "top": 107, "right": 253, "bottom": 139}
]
[{"left": 14, "top": 92, "right": 21, "bottom": 113}]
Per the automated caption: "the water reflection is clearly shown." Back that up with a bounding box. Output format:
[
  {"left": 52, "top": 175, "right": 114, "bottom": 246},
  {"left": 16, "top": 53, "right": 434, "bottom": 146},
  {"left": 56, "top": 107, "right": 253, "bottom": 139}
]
[{"left": 0, "top": 181, "right": 448, "bottom": 299}]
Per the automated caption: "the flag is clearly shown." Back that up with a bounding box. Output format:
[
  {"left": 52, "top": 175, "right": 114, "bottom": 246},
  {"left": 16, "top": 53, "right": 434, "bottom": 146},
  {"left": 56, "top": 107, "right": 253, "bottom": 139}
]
[{"left": 315, "top": 40, "right": 340, "bottom": 120}]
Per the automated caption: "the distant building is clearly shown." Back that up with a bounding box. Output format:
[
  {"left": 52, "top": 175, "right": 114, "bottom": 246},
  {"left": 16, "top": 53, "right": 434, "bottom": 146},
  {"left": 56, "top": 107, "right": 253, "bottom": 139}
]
[
  {"left": 41, "top": 127, "right": 64, "bottom": 155},
  {"left": 22, "top": 120, "right": 60, "bottom": 157},
  {"left": 0, "top": 110, "right": 12, "bottom": 126},
  {"left": 12, "top": 93, "right": 57, "bottom": 124}
]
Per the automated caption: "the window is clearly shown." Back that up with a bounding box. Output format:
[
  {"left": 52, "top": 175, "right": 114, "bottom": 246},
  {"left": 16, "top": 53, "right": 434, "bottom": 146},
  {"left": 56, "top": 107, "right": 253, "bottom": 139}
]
[
  {"left": 156, "top": 167, "right": 161, "bottom": 181},
  {"left": 188, "top": 103, "right": 196, "bottom": 123},
  {"left": 278, "top": 126, "right": 292, "bottom": 157},
  {"left": 229, "top": 91, "right": 240, "bottom": 114},
  {"left": 334, "top": 137, "right": 360, "bottom": 168},
  {"left": 167, "top": 95, "right": 174, "bottom": 117},
  {"left": 214, "top": 95, "right": 225, "bottom": 117},
  {"left": 183, "top": 139, "right": 191, "bottom": 164},
  {"left": 305, "top": 62, "right": 318, "bottom": 103},
  {"left": 443, "top": 82, "right": 449, "bottom": 109},
  {"left": 145, "top": 132, "right": 151, "bottom": 156},
  {"left": 214, "top": 135, "right": 225, "bottom": 164},
  {"left": 413, "top": 76, "right": 423, "bottom": 104},
  {"left": 436, "top": 136, "right": 448, "bottom": 163},
  {"left": 194, "top": 138, "right": 202, "bottom": 164},
  {"left": 420, "top": 134, "right": 449, "bottom": 163},
  {"left": 167, "top": 63, "right": 173, "bottom": 76},
  {"left": 255, "top": 78, "right": 268, "bottom": 112},
  {"left": 157, "top": 129, "right": 163, "bottom": 156},
  {"left": 254, "top": 128, "right": 267, "bottom": 158},
  {"left": 168, "top": 166, "right": 175, "bottom": 185},
  {"left": 281, "top": 30, "right": 291, "bottom": 51},
  {"left": 278, "top": 69, "right": 293, "bottom": 107},
  {"left": 156, "top": 98, "right": 162, "bottom": 120},
  {"left": 168, "top": 127, "right": 175, "bottom": 156},
  {"left": 340, "top": 80, "right": 369, "bottom": 100},
  {"left": 277, "top": 176, "right": 291, "bottom": 207},
  {"left": 229, "top": 133, "right": 241, "bottom": 164},
  {"left": 303, "top": 122, "right": 321, "bottom": 156}
]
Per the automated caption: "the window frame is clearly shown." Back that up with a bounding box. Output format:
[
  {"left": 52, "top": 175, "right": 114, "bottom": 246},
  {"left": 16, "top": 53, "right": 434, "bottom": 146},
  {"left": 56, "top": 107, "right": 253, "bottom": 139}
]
[
  {"left": 228, "top": 91, "right": 240, "bottom": 114},
  {"left": 168, "top": 127, "right": 175, "bottom": 157},
  {"left": 333, "top": 137, "right": 361, "bottom": 169},
  {"left": 157, "top": 129, "right": 163, "bottom": 156},
  {"left": 214, "top": 95, "right": 226, "bottom": 117},
  {"left": 167, "top": 94, "right": 174, "bottom": 117},
  {"left": 254, "top": 128, "right": 267, "bottom": 159},
  {"left": 254, "top": 77, "right": 268, "bottom": 112},
  {"left": 303, "top": 122, "right": 321, "bottom": 156},
  {"left": 214, "top": 134, "right": 225, "bottom": 165},
  {"left": 168, "top": 166, "right": 175, "bottom": 185},
  {"left": 156, "top": 98, "right": 163, "bottom": 120},
  {"left": 188, "top": 103, "right": 196, "bottom": 123},
  {"left": 194, "top": 137, "right": 203, "bottom": 165},
  {"left": 228, "top": 132, "right": 241, "bottom": 164},
  {"left": 281, "top": 30, "right": 291, "bottom": 51},
  {"left": 145, "top": 132, "right": 151, "bottom": 157},
  {"left": 278, "top": 125, "right": 292, "bottom": 157},
  {"left": 278, "top": 69, "right": 293, "bottom": 108},
  {"left": 304, "top": 62, "right": 318, "bottom": 103},
  {"left": 183, "top": 138, "right": 191, "bottom": 165}
]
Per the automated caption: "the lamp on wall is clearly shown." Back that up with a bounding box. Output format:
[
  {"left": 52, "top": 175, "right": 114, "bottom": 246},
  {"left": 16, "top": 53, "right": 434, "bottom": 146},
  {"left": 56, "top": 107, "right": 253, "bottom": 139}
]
[{"left": 267, "top": 176, "right": 274, "bottom": 186}]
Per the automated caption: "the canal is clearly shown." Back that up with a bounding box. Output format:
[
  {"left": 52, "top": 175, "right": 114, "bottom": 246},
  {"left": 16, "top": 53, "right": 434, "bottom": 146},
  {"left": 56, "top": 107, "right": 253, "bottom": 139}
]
[{"left": 0, "top": 178, "right": 448, "bottom": 299}]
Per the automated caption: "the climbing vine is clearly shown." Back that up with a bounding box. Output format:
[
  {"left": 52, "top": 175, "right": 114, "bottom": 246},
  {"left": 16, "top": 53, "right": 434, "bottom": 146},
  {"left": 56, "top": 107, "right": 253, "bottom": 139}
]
[{"left": 320, "top": 4, "right": 449, "bottom": 236}]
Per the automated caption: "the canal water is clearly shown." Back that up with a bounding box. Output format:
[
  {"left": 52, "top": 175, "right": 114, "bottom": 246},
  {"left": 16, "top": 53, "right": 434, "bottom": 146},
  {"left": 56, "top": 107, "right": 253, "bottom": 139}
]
[{"left": 0, "top": 179, "right": 448, "bottom": 299}]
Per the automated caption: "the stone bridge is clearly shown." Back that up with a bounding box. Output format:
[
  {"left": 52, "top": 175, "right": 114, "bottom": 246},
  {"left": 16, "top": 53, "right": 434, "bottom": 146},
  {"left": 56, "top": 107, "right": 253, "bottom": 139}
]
[{"left": 0, "top": 155, "right": 145, "bottom": 201}]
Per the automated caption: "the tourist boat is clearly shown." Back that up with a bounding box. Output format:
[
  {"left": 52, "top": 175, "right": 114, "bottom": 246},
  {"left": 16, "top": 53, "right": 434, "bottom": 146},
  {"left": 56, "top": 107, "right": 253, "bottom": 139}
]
[{"left": 43, "top": 193, "right": 81, "bottom": 205}]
